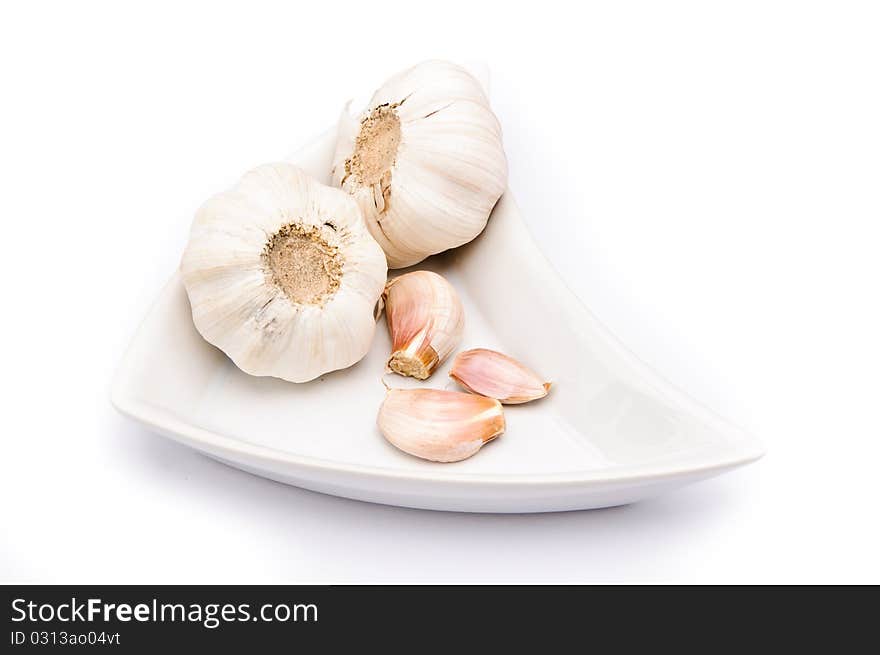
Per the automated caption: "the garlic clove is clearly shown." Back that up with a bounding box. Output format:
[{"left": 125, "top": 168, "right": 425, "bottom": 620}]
[
  {"left": 383, "top": 271, "right": 464, "bottom": 380},
  {"left": 450, "top": 348, "right": 552, "bottom": 404},
  {"left": 378, "top": 388, "right": 505, "bottom": 463},
  {"left": 331, "top": 60, "right": 508, "bottom": 268},
  {"left": 180, "top": 163, "right": 387, "bottom": 383}
]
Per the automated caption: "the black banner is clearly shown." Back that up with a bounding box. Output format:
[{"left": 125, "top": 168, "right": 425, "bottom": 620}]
[{"left": 1, "top": 586, "right": 874, "bottom": 650}]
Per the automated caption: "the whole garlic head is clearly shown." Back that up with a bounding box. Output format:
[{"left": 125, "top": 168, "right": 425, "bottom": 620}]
[
  {"left": 180, "top": 163, "right": 387, "bottom": 383},
  {"left": 331, "top": 60, "right": 508, "bottom": 269}
]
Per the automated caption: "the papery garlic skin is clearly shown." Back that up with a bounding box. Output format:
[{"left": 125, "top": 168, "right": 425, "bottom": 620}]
[
  {"left": 378, "top": 388, "right": 505, "bottom": 463},
  {"left": 331, "top": 60, "right": 508, "bottom": 268},
  {"left": 180, "top": 163, "right": 387, "bottom": 383},
  {"left": 450, "top": 349, "right": 551, "bottom": 404},
  {"left": 384, "top": 271, "right": 464, "bottom": 380}
]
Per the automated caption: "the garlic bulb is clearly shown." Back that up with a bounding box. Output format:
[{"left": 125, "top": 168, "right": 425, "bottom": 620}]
[
  {"left": 331, "top": 60, "right": 508, "bottom": 268},
  {"left": 383, "top": 271, "right": 464, "bottom": 380},
  {"left": 378, "top": 388, "right": 505, "bottom": 462},
  {"left": 180, "top": 163, "right": 387, "bottom": 383},
  {"left": 450, "top": 349, "right": 551, "bottom": 404}
]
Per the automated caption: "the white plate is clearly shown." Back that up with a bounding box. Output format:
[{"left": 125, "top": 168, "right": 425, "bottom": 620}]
[{"left": 111, "top": 73, "right": 763, "bottom": 513}]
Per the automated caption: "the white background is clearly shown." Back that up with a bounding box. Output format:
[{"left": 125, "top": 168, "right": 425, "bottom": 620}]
[{"left": 2, "top": 1, "right": 878, "bottom": 583}]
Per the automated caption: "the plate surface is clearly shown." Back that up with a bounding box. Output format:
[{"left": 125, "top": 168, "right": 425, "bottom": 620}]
[{"left": 112, "top": 92, "right": 763, "bottom": 513}]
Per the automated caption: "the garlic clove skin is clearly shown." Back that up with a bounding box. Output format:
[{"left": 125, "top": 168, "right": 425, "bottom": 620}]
[
  {"left": 378, "top": 388, "right": 505, "bottom": 463},
  {"left": 450, "top": 348, "right": 552, "bottom": 404},
  {"left": 383, "top": 271, "right": 464, "bottom": 380},
  {"left": 331, "top": 60, "right": 508, "bottom": 269},
  {"left": 180, "top": 163, "right": 387, "bottom": 383}
]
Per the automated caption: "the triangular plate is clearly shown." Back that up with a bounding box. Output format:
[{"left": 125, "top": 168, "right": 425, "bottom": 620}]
[{"left": 112, "top": 71, "right": 763, "bottom": 513}]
